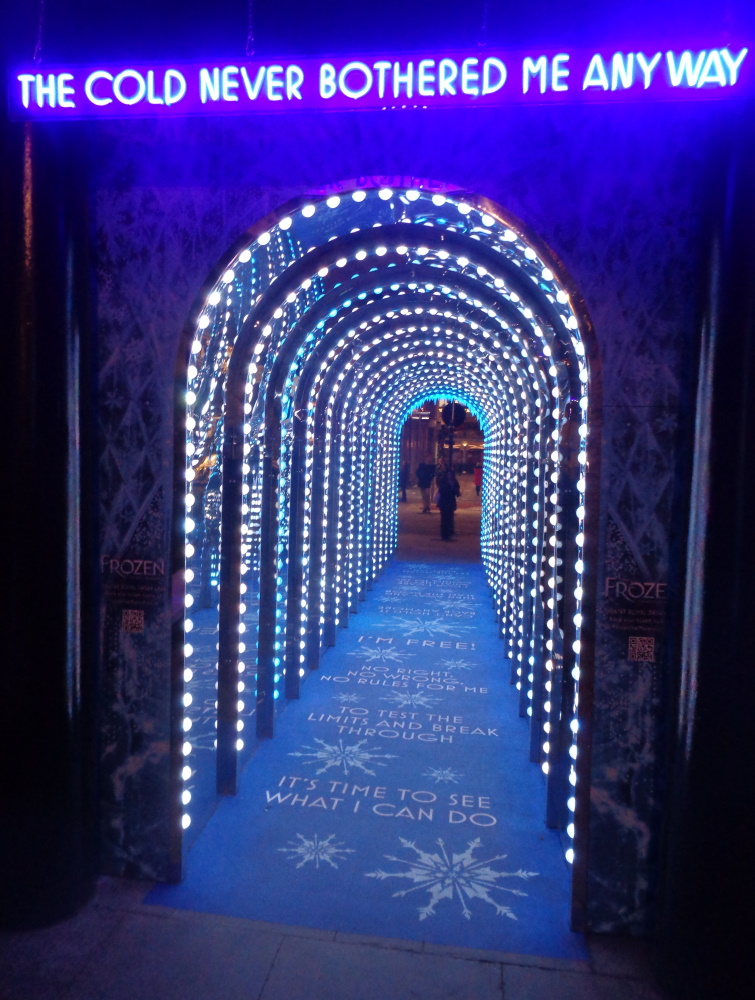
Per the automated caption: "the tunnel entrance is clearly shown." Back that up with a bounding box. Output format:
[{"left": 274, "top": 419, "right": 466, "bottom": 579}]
[{"left": 172, "top": 180, "right": 600, "bottom": 930}]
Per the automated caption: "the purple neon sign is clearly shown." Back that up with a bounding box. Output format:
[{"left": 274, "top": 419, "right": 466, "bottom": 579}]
[{"left": 8, "top": 47, "right": 751, "bottom": 120}]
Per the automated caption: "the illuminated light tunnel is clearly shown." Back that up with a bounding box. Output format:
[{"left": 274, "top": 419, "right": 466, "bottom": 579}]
[{"left": 177, "top": 182, "right": 600, "bottom": 883}]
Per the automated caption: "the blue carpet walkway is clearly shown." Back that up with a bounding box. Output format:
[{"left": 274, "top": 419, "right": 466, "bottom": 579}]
[{"left": 148, "top": 560, "right": 586, "bottom": 961}]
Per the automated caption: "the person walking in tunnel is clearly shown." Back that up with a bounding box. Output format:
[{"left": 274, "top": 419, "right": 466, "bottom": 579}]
[
  {"left": 416, "top": 454, "right": 435, "bottom": 512},
  {"left": 474, "top": 462, "right": 483, "bottom": 497},
  {"left": 435, "top": 464, "right": 460, "bottom": 541},
  {"left": 398, "top": 461, "right": 410, "bottom": 501}
]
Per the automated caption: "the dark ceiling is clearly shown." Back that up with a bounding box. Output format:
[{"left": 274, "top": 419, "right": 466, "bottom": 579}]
[{"left": 5, "top": 1, "right": 753, "bottom": 63}]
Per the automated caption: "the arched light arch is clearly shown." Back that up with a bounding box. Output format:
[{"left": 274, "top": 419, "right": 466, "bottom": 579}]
[{"left": 175, "top": 183, "right": 600, "bottom": 903}]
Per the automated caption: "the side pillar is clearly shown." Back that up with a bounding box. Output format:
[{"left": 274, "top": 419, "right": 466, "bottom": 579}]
[
  {"left": 656, "top": 116, "right": 755, "bottom": 1000},
  {"left": 0, "top": 116, "right": 97, "bottom": 927}
]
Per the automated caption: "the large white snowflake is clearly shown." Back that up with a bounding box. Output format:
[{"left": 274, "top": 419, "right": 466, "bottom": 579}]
[
  {"left": 348, "top": 644, "right": 414, "bottom": 664},
  {"left": 423, "top": 767, "right": 464, "bottom": 785},
  {"left": 381, "top": 691, "right": 440, "bottom": 710},
  {"left": 289, "top": 738, "right": 396, "bottom": 776},
  {"left": 333, "top": 693, "right": 363, "bottom": 705},
  {"left": 278, "top": 833, "right": 354, "bottom": 870},
  {"left": 366, "top": 837, "right": 538, "bottom": 921},
  {"left": 385, "top": 616, "right": 475, "bottom": 638},
  {"left": 437, "top": 658, "right": 476, "bottom": 672}
]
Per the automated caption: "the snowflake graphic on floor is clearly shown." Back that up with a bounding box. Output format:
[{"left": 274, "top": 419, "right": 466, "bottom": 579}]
[
  {"left": 437, "top": 658, "right": 476, "bottom": 672},
  {"left": 381, "top": 691, "right": 440, "bottom": 710},
  {"left": 333, "top": 693, "right": 363, "bottom": 705},
  {"left": 289, "top": 738, "right": 396, "bottom": 776},
  {"left": 366, "top": 837, "right": 538, "bottom": 921},
  {"left": 385, "top": 616, "right": 475, "bottom": 638},
  {"left": 278, "top": 833, "right": 355, "bottom": 870},
  {"left": 348, "top": 644, "right": 414, "bottom": 664},
  {"left": 423, "top": 767, "right": 464, "bottom": 784}
]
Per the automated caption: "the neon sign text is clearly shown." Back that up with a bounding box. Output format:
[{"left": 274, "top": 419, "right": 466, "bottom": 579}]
[{"left": 9, "top": 47, "right": 751, "bottom": 119}]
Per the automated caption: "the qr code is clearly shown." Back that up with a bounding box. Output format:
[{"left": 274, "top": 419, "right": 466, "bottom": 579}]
[
  {"left": 121, "top": 609, "right": 145, "bottom": 634},
  {"left": 628, "top": 636, "right": 655, "bottom": 662}
]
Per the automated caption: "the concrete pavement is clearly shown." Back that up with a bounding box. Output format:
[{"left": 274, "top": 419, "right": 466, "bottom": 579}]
[{"left": 0, "top": 875, "right": 666, "bottom": 999}]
